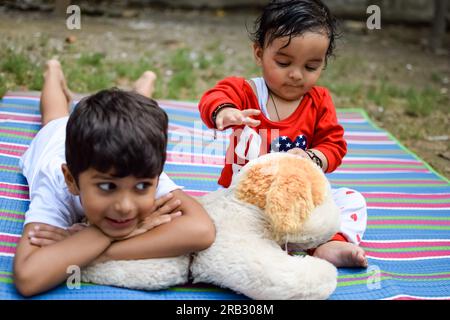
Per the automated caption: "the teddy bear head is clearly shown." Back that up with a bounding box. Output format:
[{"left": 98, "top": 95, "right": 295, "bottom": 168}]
[{"left": 233, "top": 152, "right": 340, "bottom": 247}]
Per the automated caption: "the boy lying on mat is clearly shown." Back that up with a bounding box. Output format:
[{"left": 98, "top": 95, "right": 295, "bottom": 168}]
[{"left": 13, "top": 60, "right": 215, "bottom": 297}]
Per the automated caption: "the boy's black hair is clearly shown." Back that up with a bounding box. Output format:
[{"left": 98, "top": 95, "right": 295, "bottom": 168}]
[
  {"left": 66, "top": 88, "right": 168, "bottom": 182},
  {"left": 251, "top": 0, "right": 339, "bottom": 62}
]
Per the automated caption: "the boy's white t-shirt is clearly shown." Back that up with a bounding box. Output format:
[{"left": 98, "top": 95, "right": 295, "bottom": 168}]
[{"left": 19, "top": 116, "right": 181, "bottom": 229}]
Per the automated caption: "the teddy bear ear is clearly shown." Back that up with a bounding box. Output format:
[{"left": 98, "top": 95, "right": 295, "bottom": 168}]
[
  {"left": 235, "top": 162, "right": 276, "bottom": 209},
  {"left": 264, "top": 157, "right": 326, "bottom": 240}
]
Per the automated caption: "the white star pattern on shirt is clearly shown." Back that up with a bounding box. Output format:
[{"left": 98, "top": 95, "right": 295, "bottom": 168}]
[{"left": 270, "top": 134, "right": 308, "bottom": 153}]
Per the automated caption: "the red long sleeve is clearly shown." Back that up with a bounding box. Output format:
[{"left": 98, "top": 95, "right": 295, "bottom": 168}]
[
  {"left": 310, "top": 89, "right": 347, "bottom": 173},
  {"left": 198, "top": 77, "right": 254, "bottom": 129},
  {"left": 198, "top": 77, "right": 347, "bottom": 187}
]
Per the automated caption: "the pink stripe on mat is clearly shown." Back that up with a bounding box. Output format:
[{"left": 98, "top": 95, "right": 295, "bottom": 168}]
[
  {"left": 0, "top": 129, "right": 36, "bottom": 137},
  {"left": 159, "top": 100, "right": 198, "bottom": 110},
  {"left": 361, "top": 241, "right": 450, "bottom": 249},
  {"left": 0, "top": 212, "right": 24, "bottom": 220},
  {"left": 332, "top": 180, "right": 447, "bottom": 185},
  {"left": 168, "top": 173, "right": 218, "bottom": 179},
  {"left": 0, "top": 165, "right": 20, "bottom": 172},
  {"left": 343, "top": 135, "right": 391, "bottom": 141},
  {"left": 366, "top": 251, "right": 450, "bottom": 259},
  {"left": 369, "top": 220, "right": 450, "bottom": 226},
  {"left": 184, "top": 190, "right": 209, "bottom": 197},
  {"left": 0, "top": 234, "right": 20, "bottom": 243},
  {"left": 0, "top": 114, "right": 41, "bottom": 122},
  {"left": 166, "top": 152, "right": 224, "bottom": 165},
  {"left": 0, "top": 191, "right": 29, "bottom": 200},
  {"left": 337, "top": 168, "right": 429, "bottom": 173},
  {"left": 0, "top": 183, "right": 29, "bottom": 192},
  {"left": 363, "top": 193, "right": 450, "bottom": 200},
  {"left": 0, "top": 143, "right": 28, "bottom": 151},
  {"left": 0, "top": 246, "right": 16, "bottom": 254},
  {"left": 367, "top": 202, "right": 450, "bottom": 208},
  {"left": 0, "top": 150, "right": 24, "bottom": 157}
]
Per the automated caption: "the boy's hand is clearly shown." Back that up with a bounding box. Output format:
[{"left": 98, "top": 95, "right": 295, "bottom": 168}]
[
  {"left": 28, "top": 223, "right": 88, "bottom": 247},
  {"left": 215, "top": 108, "right": 261, "bottom": 130},
  {"left": 119, "top": 192, "right": 183, "bottom": 240}
]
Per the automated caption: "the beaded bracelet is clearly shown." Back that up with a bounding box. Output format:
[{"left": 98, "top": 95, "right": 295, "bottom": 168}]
[
  {"left": 211, "top": 103, "right": 236, "bottom": 128},
  {"left": 211, "top": 103, "right": 236, "bottom": 139},
  {"left": 305, "top": 149, "right": 323, "bottom": 169}
]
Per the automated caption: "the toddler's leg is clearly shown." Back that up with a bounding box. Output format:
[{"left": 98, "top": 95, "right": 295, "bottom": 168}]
[
  {"left": 313, "top": 188, "right": 368, "bottom": 268},
  {"left": 132, "top": 71, "right": 157, "bottom": 98},
  {"left": 40, "top": 60, "right": 72, "bottom": 126}
]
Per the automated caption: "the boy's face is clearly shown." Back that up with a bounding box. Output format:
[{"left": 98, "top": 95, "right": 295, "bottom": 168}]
[
  {"left": 62, "top": 165, "right": 158, "bottom": 239},
  {"left": 254, "top": 31, "right": 329, "bottom": 101}
]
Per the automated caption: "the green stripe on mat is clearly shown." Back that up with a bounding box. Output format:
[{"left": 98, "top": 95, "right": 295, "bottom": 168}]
[
  {"left": 0, "top": 169, "right": 21, "bottom": 174},
  {"left": 0, "top": 133, "right": 33, "bottom": 141},
  {"left": 0, "top": 188, "right": 28, "bottom": 195},
  {"left": 0, "top": 278, "right": 13, "bottom": 284},
  {"left": 0, "top": 127, "right": 39, "bottom": 133},
  {"left": 338, "top": 271, "right": 450, "bottom": 278},
  {"left": 0, "top": 242, "right": 16, "bottom": 247},
  {"left": 365, "top": 246, "right": 450, "bottom": 253},
  {"left": 0, "top": 209, "right": 25, "bottom": 215},
  {"left": 0, "top": 217, "right": 25, "bottom": 223},
  {"left": 337, "top": 277, "right": 450, "bottom": 287}
]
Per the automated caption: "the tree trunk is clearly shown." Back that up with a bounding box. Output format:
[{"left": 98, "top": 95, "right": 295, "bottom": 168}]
[
  {"left": 54, "top": 0, "right": 72, "bottom": 16},
  {"left": 429, "top": 0, "right": 448, "bottom": 52}
]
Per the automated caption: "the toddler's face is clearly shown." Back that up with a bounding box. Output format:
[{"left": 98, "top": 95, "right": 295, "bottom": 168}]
[
  {"left": 254, "top": 31, "right": 329, "bottom": 101},
  {"left": 67, "top": 167, "right": 158, "bottom": 239}
]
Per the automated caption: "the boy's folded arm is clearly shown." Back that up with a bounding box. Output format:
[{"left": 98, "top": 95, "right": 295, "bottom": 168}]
[
  {"left": 101, "top": 189, "right": 216, "bottom": 261},
  {"left": 13, "top": 223, "right": 112, "bottom": 297}
]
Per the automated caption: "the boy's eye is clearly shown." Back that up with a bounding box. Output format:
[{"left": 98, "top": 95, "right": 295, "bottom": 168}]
[
  {"left": 276, "top": 61, "right": 290, "bottom": 67},
  {"left": 98, "top": 183, "right": 116, "bottom": 191},
  {"left": 136, "top": 182, "right": 151, "bottom": 191}
]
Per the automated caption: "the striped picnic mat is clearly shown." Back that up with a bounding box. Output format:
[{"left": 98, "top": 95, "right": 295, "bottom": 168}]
[{"left": 0, "top": 92, "right": 449, "bottom": 300}]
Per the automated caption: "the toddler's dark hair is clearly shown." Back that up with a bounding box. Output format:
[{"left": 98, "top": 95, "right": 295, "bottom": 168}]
[
  {"left": 66, "top": 88, "right": 168, "bottom": 182},
  {"left": 251, "top": 0, "right": 339, "bottom": 62}
]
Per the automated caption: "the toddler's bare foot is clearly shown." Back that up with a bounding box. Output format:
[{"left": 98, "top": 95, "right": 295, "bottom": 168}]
[
  {"left": 133, "top": 71, "right": 157, "bottom": 98},
  {"left": 313, "top": 241, "right": 368, "bottom": 268},
  {"left": 44, "top": 59, "right": 73, "bottom": 105}
]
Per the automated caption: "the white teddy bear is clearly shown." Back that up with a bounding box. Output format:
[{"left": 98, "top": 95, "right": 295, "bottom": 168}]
[{"left": 82, "top": 152, "right": 341, "bottom": 299}]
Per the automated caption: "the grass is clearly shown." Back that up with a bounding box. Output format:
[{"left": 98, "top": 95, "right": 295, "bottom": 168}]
[
  {"left": 0, "top": 49, "right": 43, "bottom": 90},
  {"left": 0, "top": 45, "right": 227, "bottom": 101},
  {"left": 0, "top": 43, "right": 447, "bottom": 114},
  {"left": 0, "top": 29, "right": 448, "bottom": 178}
]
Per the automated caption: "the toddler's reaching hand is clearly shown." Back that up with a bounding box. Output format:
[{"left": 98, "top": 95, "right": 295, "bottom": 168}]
[{"left": 215, "top": 107, "right": 261, "bottom": 130}]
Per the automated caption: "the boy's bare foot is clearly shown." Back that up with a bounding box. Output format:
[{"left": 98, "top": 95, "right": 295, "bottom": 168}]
[
  {"left": 133, "top": 71, "right": 157, "bottom": 98},
  {"left": 313, "top": 241, "right": 368, "bottom": 268},
  {"left": 44, "top": 59, "right": 73, "bottom": 105}
]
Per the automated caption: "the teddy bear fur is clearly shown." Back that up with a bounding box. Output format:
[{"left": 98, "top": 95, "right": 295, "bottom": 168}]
[{"left": 81, "top": 153, "right": 341, "bottom": 299}]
